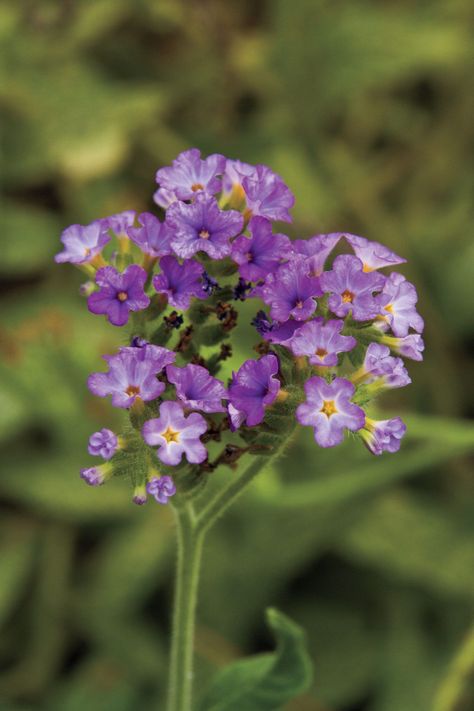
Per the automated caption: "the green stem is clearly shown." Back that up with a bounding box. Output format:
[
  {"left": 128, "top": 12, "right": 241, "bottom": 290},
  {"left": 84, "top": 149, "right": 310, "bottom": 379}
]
[{"left": 433, "top": 621, "right": 474, "bottom": 711}]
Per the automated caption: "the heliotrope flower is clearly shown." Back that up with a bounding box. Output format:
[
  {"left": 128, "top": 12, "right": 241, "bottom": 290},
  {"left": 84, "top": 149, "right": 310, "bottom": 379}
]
[
  {"left": 320, "top": 254, "right": 386, "bottom": 321},
  {"left": 296, "top": 377, "right": 365, "bottom": 447},
  {"left": 127, "top": 212, "right": 174, "bottom": 257},
  {"left": 88, "top": 265, "right": 150, "bottom": 326},
  {"left": 142, "top": 401, "right": 208, "bottom": 465},
  {"left": 55, "top": 221, "right": 110, "bottom": 264},
  {"left": 242, "top": 165, "right": 295, "bottom": 223},
  {"left": 231, "top": 216, "right": 291, "bottom": 281},
  {"left": 155, "top": 148, "right": 226, "bottom": 201},
  {"left": 358, "top": 343, "right": 411, "bottom": 388},
  {"left": 88, "top": 429, "right": 119, "bottom": 460},
  {"left": 146, "top": 475, "right": 177, "bottom": 504},
  {"left": 88, "top": 345, "right": 175, "bottom": 408},
  {"left": 228, "top": 354, "right": 280, "bottom": 428},
  {"left": 377, "top": 272, "right": 424, "bottom": 337},
  {"left": 344, "top": 233, "right": 406, "bottom": 272},
  {"left": 103, "top": 210, "right": 136, "bottom": 237},
  {"left": 252, "top": 311, "right": 303, "bottom": 346},
  {"left": 153, "top": 256, "right": 206, "bottom": 310},
  {"left": 289, "top": 318, "right": 357, "bottom": 366},
  {"left": 291, "top": 233, "right": 343, "bottom": 276},
  {"left": 80, "top": 463, "right": 112, "bottom": 486},
  {"left": 153, "top": 187, "right": 178, "bottom": 209},
  {"left": 222, "top": 159, "right": 255, "bottom": 196},
  {"left": 166, "top": 194, "right": 244, "bottom": 260},
  {"left": 259, "top": 258, "right": 322, "bottom": 322},
  {"left": 359, "top": 417, "right": 406, "bottom": 455},
  {"left": 166, "top": 364, "right": 227, "bottom": 413},
  {"left": 380, "top": 333, "right": 425, "bottom": 361}
]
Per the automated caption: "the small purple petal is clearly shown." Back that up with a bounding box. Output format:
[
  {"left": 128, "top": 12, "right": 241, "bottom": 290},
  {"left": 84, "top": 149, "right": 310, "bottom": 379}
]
[
  {"left": 360, "top": 417, "right": 407, "bottom": 455},
  {"left": 88, "top": 265, "right": 150, "bottom": 326},
  {"left": 231, "top": 216, "right": 291, "bottom": 281},
  {"left": 320, "top": 254, "right": 386, "bottom": 321},
  {"left": 290, "top": 318, "right": 357, "bottom": 366},
  {"left": 55, "top": 221, "right": 110, "bottom": 264},
  {"left": 142, "top": 401, "right": 208, "bottom": 465},
  {"left": 166, "top": 364, "right": 227, "bottom": 413},
  {"left": 88, "top": 428, "right": 119, "bottom": 460},
  {"left": 242, "top": 165, "right": 294, "bottom": 223},
  {"left": 146, "top": 475, "right": 177, "bottom": 504},
  {"left": 153, "top": 256, "right": 206, "bottom": 310},
  {"left": 127, "top": 212, "right": 174, "bottom": 257},
  {"left": 228, "top": 354, "right": 280, "bottom": 427},
  {"left": 155, "top": 148, "right": 226, "bottom": 201},
  {"left": 344, "top": 233, "right": 406, "bottom": 271}
]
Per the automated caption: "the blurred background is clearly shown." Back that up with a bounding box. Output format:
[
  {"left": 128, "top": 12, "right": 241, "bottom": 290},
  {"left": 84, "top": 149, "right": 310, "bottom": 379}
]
[{"left": 1, "top": 1, "right": 473, "bottom": 709}]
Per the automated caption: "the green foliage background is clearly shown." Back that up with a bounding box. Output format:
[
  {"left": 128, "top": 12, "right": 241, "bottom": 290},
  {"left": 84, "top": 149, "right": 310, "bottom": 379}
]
[{"left": 0, "top": 1, "right": 473, "bottom": 709}]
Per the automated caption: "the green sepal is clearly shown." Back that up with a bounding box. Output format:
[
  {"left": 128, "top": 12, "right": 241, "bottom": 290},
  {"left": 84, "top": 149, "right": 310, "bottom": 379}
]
[
  {"left": 347, "top": 340, "right": 366, "bottom": 368},
  {"left": 197, "top": 607, "right": 313, "bottom": 711}
]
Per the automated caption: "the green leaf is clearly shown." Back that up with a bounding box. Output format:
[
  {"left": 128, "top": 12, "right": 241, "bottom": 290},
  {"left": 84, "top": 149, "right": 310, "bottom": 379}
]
[{"left": 198, "top": 608, "right": 312, "bottom": 711}]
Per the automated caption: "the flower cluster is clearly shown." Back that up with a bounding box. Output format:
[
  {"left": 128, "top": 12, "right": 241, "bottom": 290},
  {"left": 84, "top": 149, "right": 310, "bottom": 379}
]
[{"left": 57, "top": 149, "right": 424, "bottom": 505}]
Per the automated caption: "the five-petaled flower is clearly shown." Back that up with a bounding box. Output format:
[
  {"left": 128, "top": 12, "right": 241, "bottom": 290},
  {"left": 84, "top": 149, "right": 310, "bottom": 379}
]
[
  {"left": 142, "top": 401, "right": 208, "bottom": 465},
  {"left": 88, "top": 265, "right": 150, "bottom": 326}
]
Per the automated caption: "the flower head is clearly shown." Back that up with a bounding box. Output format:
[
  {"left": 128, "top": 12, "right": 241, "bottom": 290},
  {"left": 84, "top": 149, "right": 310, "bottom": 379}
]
[
  {"left": 153, "top": 256, "right": 206, "bottom": 310},
  {"left": 378, "top": 272, "right": 424, "bottom": 337},
  {"left": 88, "top": 429, "right": 119, "bottom": 460},
  {"left": 242, "top": 165, "right": 294, "bottom": 222},
  {"left": 166, "top": 364, "right": 227, "bottom": 413},
  {"left": 344, "top": 233, "right": 406, "bottom": 272},
  {"left": 142, "top": 401, "right": 208, "bottom": 465},
  {"left": 296, "top": 377, "right": 365, "bottom": 447},
  {"left": 80, "top": 464, "right": 112, "bottom": 486},
  {"left": 360, "top": 417, "right": 407, "bottom": 455},
  {"left": 320, "top": 254, "right": 386, "bottom": 321},
  {"left": 166, "top": 194, "right": 243, "bottom": 260},
  {"left": 228, "top": 354, "right": 280, "bottom": 428},
  {"left": 292, "top": 233, "right": 343, "bottom": 276},
  {"left": 146, "top": 475, "right": 177, "bottom": 504},
  {"left": 155, "top": 148, "right": 226, "bottom": 201},
  {"left": 88, "top": 265, "right": 150, "bottom": 326},
  {"left": 231, "top": 216, "right": 291, "bottom": 281},
  {"left": 127, "top": 212, "right": 174, "bottom": 257},
  {"left": 362, "top": 343, "right": 411, "bottom": 388},
  {"left": 259, "top": 258, "right": 322, "bottom": 322},
  {"left": 88, "top": 345, "right": 175, "bottom": 408},
  {"left": 290, "top": 318, "right": 357, "bottom": 366},
  {"left": 55, "top": 222, "right": 110, "bottom": 264}
]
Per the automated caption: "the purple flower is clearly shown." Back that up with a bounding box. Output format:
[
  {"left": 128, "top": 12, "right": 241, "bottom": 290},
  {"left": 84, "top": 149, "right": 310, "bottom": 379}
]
[
  {"left": 88, "top": 265, "right": 150, "bottom": 326},
  {"left": 80, "top": 464, "right": 111, "bottom": 486},
  {"left": 231, "top": 216, "right": 291, "bottom": 281},
  {"left": 146, "top": 475, "right": 177, "bottom": 504},
  {"left": 142, "top": 401, "right": 208, "bottom": 465},
  {"left": 290, "top": 318, "right": 357, "bottom": 366},
  {"left": 166, "top": 364, "right": 227, "bottom": 413},
  {"left": 55, "top": 221, "right": 110, "bottom": 264},
  {"left": 344, "top": 233, "right": 406, "bottom": 271},
  {"left": 320, "top": 254, "right": 386, "bottom": 321},
  {"left": 153, "top": 256, "right": 206, "bottom": 310},
  {"left": 361, "top": 343, "right": 411, "bottom": 388},
  {"left": 259, "top": 258, "right": 322, "bottom": 322},
  {"left": 153, "top": 187, "right": 178, "bottom": 209},
  {"left": 381, "top": 334, "right": 425, "bottom": 361},
  {"left": 378, "top": 272, "right": 424, "bottom": 337},
  {"left": 155, "top": 148, "right": 226, "bottom": 201},
  {"left": 228, "top": 354, "right": 280, "bottom": 428},
  {"left": 292, "top": 233, "right": 343, "bottom": 276},
  {"left": 88, "top": 428, "right": 119, "bottom": 460},
  {"left": 166, "top": 194, "right": 244, "bottom": 260},
  {"left": 360, "top": 417, "right": 406, "bottom": 455},
  {"left": 127, "top": 212, "right": 174, "bottom": 258},
  {"left": 103, "top": 210, "right": 136, "bottom": 236},
  {"left": 222, "top": 159, "right": 255, "bottom": 195},
  {"left": 88, "top": 345, "right": 175, "bottom": 408},
  {"left": 252, "top": 311, "right": 303, "bottom": 346},
  {"left": 296, "top": 377, "right": 365, "bottom": 447},
  {"left": 242, "top": 165, "right": 295, "bottom": 223}
]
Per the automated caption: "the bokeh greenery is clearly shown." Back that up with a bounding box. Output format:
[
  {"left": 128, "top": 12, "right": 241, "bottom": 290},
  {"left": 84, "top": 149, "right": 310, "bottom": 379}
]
[{"left": 1, "top": 1, "right": 473, "bottom": 709}]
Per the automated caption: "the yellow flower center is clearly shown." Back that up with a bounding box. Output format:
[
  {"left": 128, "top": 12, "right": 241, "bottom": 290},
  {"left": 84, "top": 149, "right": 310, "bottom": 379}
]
[
  {"left": 315, "top": 348, "right": 328, "bottom": 359},
  {"left": 117, "top": 291, "right": 128, "bottom": 302},
  {"left": 342, "top": 290, "right": 354, "bottom": 303},
  {"left": 320, "top": 400, "right": 337, "bottom": 417},
  {"left": 125, "top": 385, "right": 140, "bottom": 397},
  {"left": 191, "top": 183, "right": 204, "bottom": 192},
  {"left": 162, "top": 426, "right": 180, "bottom": 444},
  {"left": 384, "top": 303, "right": 393, "bottom": 313},
  {"left": 362, "top": 263, "right": 373, "bottom": 272},
  {"left": 199, "top": 229, "right": 210, "bottom": 239}
]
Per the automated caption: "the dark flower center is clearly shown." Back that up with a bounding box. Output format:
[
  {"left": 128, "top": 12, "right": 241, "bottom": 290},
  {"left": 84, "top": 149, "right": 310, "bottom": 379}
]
[{"left": 315, "top": 348, "right": 327, "bottom": 358}]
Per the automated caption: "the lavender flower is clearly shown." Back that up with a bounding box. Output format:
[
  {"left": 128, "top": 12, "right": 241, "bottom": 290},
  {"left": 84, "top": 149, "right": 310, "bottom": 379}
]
[
  {"left": 228, "top": 354, "right": 280, "bottom": 428},
  {"left": 166, "top": 194, "right": 244, "bottom": 260},
  {"left": 259, "top": 258, "right": 322, "bottom": 322},
  {"left": 344, "top": 233, "right": 406, "bottom": 271},
  {"left": 55, "top": 221, "right": 110, "bottom": 264},
  {"left": 88, "top": 345, "right": 175, "bottom": 408},
  {"left": 155, "top": 148, "right": 226, "bottom": 200},
  {"left": 166, "top": 364, "right": 227, "bottom": 413},
  {"left": 252, "top": 311, "right": 303, "bottom": 346},
  {"left": 359, "top": 417, "right": 407, "bottom": 455},
  {"left": 290, "top": 318, "right": 357, "bottom": 366},
  {"left": 381, "top": 334, "right": 425, "bottom": 361},
  {"left": 242, "top": 165, "right": 295, "bottom": 223},
  {"left": 296, "top": 377, "right": 365, "bottom": 447},
  {"left": 153, "top": 256, "right": 206, "bottom": 310},
  {"left": 222, "top": 159, "right": 255, "bottom": 195},
  {"left": 378, "top": 272, "right": 424, "bottom": 337},
  {"left": 320, "top": 254, "right": 386, "bottom": 321},
  {"left": 153, "top": 187, "right": 178, "bottom": 209},
  {"left": 360, "top": 343, "right": 411, "bottom": 388},
  {"left": 231, "top": 216, "right": 291, "bottom": 281},
  {"left": 142, "top": 401, "right": 208, "bottom": 465},
  {"left": 127, "top": 212, "right": 174, "bottom": 257},
  {"left": 88, "top": 429, "right": 119, "bottom": 460},
  {"left": 103, "top": 210, "right": 136, "bottom": 236},
  {"left": 292, "top": 233, "right": 343, "bottom": 276},
  {"left": 80, "top": 464, "right": 111, "bottom": 486},
  {"left": 146, "top": 475, "right": 177, "bottom": 504},
  {"left": 88, "top": 265, "right": 150, "bottom": 326}
]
